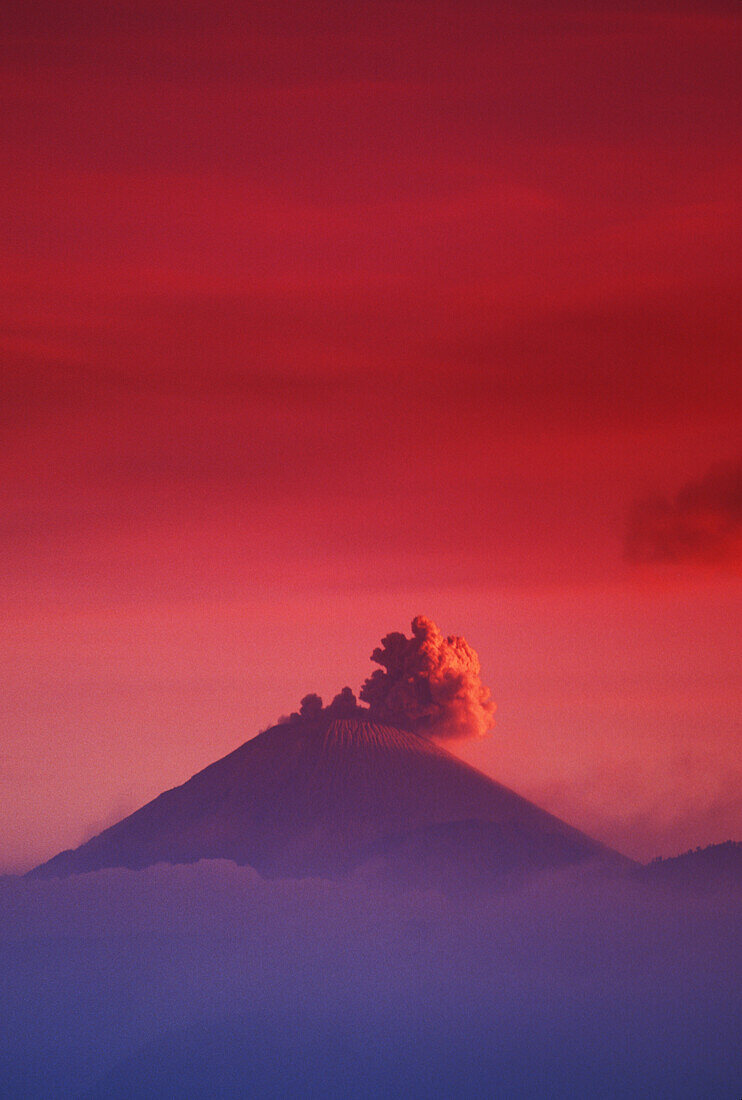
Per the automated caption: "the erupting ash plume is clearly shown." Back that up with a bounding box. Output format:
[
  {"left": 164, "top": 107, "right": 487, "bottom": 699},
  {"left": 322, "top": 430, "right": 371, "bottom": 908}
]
[
  {"left": 279, "top": 687, "right": 362, "bottom": 726},
  {"left": 281, "top": 616, "right": 495, "bottom": 740},
  {"left": 360, "top": 615, "right": 495, "bottom": 741}
]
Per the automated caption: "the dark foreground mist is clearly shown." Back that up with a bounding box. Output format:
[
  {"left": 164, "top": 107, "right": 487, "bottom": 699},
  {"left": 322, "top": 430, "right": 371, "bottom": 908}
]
[{"left": 1, "top": 863, "right": 740, "bottom": 1099}]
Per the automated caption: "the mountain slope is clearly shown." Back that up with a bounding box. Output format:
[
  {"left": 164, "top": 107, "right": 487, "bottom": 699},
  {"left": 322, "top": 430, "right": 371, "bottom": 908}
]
[{"left": 32, "top": 718, "right": 627, "bottom": 880}]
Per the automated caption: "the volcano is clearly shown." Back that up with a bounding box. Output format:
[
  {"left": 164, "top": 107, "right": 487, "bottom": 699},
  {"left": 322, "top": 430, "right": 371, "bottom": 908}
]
[{"left": 33, "top": 717, "right": 628, "bottom": 883}]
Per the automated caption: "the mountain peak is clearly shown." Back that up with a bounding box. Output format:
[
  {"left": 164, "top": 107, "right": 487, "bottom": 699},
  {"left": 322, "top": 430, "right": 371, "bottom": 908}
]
[{"left": 320, "top": 717, "right": 443, "bottom": 754}]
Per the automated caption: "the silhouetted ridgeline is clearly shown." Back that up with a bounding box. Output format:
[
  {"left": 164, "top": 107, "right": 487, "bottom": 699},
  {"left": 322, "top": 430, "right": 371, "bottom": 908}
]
[{"left": 637, "top": 841, "right": 742, "bottom": 891}]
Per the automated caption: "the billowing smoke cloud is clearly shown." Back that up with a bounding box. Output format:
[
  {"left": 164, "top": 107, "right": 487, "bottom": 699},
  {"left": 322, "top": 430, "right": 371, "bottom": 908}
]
[
  {"left": 278, "top": 687, "right": 363, "bottom": 727},
  {"left": 360, "top": 616, "right": 495, "bottom": 740},
  {"left": 279, "top": 618, "right": 494, "bottom": 740},
  {"left": 626, "top": 460, "right": 742, "bottom": 571}
]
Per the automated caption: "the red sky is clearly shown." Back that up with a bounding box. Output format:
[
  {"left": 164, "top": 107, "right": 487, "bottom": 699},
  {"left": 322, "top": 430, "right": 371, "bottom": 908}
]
[{"left": 2, "top": 1, "right": 740, "bottom": 871}]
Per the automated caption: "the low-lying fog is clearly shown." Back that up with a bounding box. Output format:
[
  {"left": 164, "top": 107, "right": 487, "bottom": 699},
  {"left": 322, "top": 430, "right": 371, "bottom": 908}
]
[{"left": 1, "top": 862, "right": 739, "bottom": 1098}]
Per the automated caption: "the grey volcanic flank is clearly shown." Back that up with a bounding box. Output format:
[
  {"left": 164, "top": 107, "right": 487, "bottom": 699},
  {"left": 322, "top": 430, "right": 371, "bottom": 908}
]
[{"left": 33, "top": 717, "right": 626, "bottom": 882}]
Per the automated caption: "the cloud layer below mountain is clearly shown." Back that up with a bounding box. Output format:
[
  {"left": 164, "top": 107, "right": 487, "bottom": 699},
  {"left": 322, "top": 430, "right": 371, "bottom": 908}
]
[{"left": 1, "top": 862, "right": 739, "bottom": 1097}]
